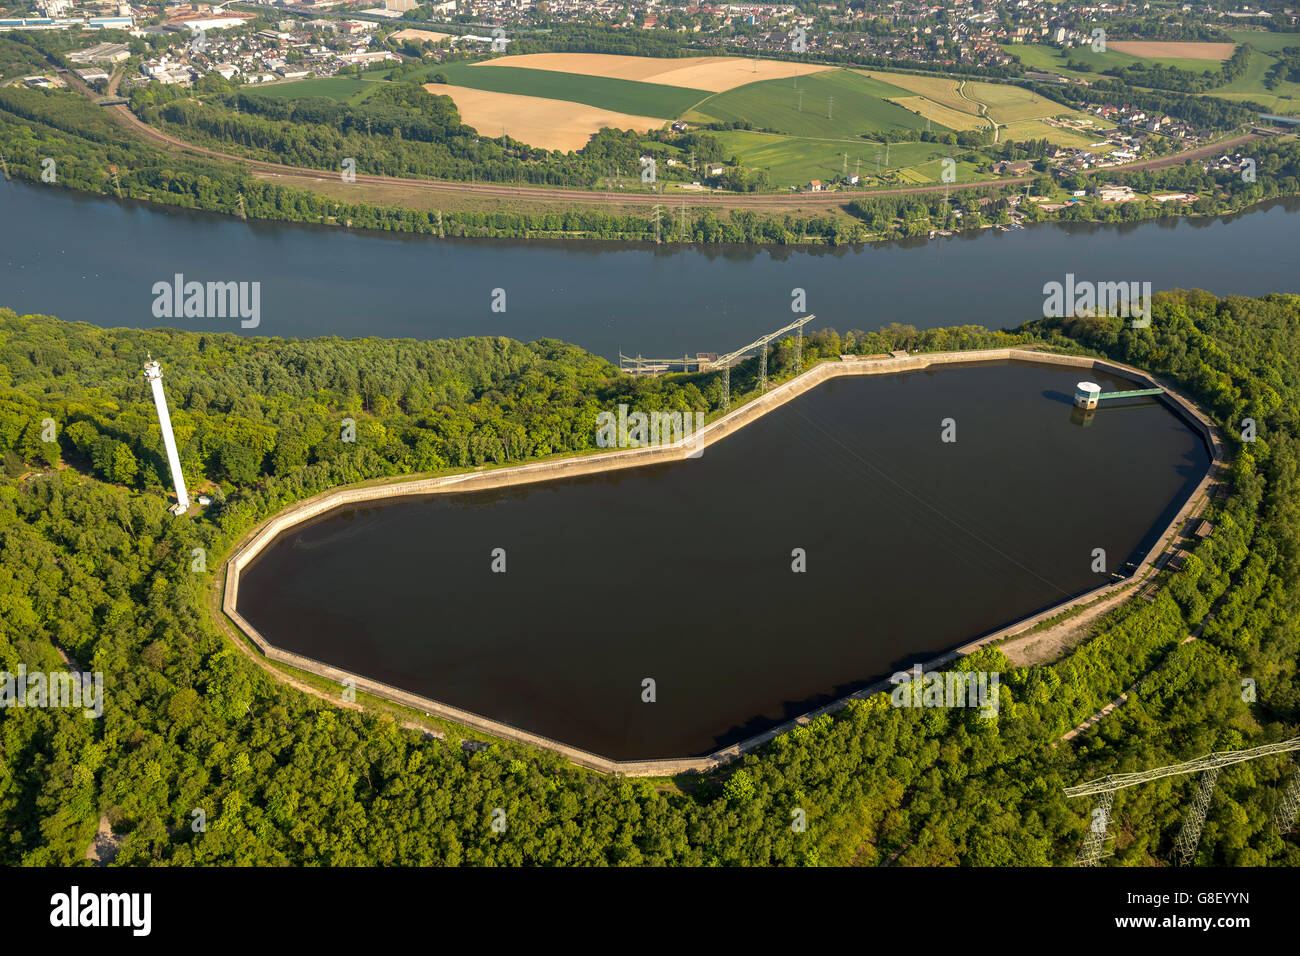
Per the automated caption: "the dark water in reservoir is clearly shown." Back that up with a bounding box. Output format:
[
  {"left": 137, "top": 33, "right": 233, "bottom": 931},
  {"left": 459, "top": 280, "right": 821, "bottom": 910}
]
[
  {"left": 237, "top": 361, "right": 1211, "bottom": 760},
  {"left": 2, "top": 179, "right": 1298, "bottom": 359}
]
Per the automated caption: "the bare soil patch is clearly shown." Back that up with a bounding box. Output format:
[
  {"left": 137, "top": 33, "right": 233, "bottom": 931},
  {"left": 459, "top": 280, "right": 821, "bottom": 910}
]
[
  {"left": 390, "top": 29, "right": 452, "bottom": 44},
  {"left": 1108, "top": 41, "right": 1237, "bottom": 60}
]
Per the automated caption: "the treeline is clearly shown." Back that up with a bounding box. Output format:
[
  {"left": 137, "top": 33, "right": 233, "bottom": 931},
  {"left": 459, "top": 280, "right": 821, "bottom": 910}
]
[
  {"left": 1103, "top": 19, "right": 1233, "bottom": 43},
  {"left": 1097, "top": 43, "right": 1253, "bottom": 93},
  {"left": 0, "top": 85, "right": 867, "bottom": 244},
  {"left": 847, "top": 188, "right": 1012, "bottom": 236},
  {"left": 134, "top": 80, "right": 616, "bottom": 186},
  {"left": 1026, "top": 137, "right": 1300, "bottom": 228},
  {"left": 1267, "top": 46, "right": 1300, "bottom": 86},
  {"left": 1025, "top": 79, "right": 1261, "bottom": 132},
  {"left": 0, "top": 292, "right": 1298, "bottom": 865}
]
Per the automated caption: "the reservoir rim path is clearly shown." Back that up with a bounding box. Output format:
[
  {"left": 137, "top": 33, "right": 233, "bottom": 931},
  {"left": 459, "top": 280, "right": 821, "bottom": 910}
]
[{"left": 219, "top": 346, "right": 1223, "bottom": 777}]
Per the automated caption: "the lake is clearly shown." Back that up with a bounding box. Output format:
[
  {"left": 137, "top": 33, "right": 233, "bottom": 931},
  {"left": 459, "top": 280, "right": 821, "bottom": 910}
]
[
  {"left": 2, "top": 180, "right": 1299, "bottom": 359},
  {"left": 235, "top": 360, "right": 1211, "bottom": 760}
]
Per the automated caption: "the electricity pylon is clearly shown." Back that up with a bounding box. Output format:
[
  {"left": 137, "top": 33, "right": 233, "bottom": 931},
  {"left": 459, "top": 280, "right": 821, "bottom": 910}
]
[
  {"left": 1065, "top": 736, "right": 1300, "bottom": 866},
  {"left": 1173, "top": 768, "right": 1219, "bottom": 866},
  {"left": 1273, "top": 758, "right": 1300, "bottom": 834},
  {"left": 1076, "top": 790, "right": 1115, "bottom": 867}
]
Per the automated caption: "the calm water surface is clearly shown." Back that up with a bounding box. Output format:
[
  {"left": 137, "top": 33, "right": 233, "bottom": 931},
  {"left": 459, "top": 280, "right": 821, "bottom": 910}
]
[
  {"left": 238, "top": 361, "right": 1211, "bottom": 759},
  {"left": 2, "top": 181, "right": 1298, "bottom": 358}
]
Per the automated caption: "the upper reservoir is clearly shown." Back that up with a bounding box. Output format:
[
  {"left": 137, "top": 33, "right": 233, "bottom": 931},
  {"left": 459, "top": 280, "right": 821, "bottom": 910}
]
[
  {"left": 2, "top": 181, "right": 1299, "bottom": 358},
  {"left": 235, "top": 360, "right": 1211, "bottom": 760}
]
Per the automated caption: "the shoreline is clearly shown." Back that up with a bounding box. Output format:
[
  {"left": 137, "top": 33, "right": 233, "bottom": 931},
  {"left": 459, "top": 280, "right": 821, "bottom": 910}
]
[
  {"left": 219, "top": 347, "right": 1224, "bottom": 777},
  {"left": 5, "top": 173, "right": 1299, "bottom": 254}
]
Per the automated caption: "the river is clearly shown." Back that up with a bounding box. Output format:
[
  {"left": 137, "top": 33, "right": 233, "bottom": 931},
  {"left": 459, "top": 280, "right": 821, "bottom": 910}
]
[{"left": 2, "top": 180, "right": 1299, "bottom": 359}]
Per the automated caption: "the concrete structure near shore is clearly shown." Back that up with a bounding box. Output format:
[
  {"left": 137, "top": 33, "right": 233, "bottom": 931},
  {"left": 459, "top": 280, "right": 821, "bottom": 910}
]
[{"left": 221, "top": 347, "right": 1224, "bottom": 778}]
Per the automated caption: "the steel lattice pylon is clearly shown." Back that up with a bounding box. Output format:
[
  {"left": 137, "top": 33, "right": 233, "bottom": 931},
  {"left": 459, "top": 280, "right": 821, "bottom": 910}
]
[
  {"left": 1076, "top": 790, "right": 1115, "bottom": 867},
  {"left": 1064, "top": 736, "right": 1300, "bottom": 799},
  {"left": 1064, "top": 735, "right": 1300, "bottom": 866},
  {"left": 1173, "top": 768, "right": 1219, "bottom": 866},
  {"left": 1273, "top": 759, "right": 1300, "bottom": 834}
]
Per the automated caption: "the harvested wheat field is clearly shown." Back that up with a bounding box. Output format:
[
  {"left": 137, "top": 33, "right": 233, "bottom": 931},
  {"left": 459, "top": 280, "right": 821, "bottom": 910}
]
[
  {"left": 1107, "top": 41, "right": 1237, "bottom": 60},
  {"left": 888, "top": 96, "right": 987, "bottom": 131},
  {"left": 475, "top": 53, "right": 835, "bottom": 92},
  {"left": 390, "top": 29, "right": 452, "bottom": 44},
  {"left": 428, "top": 84, "right": 664, "bottom": 151},
  {"left": 855, "top": 70, "right": 980, "bottom": 115}
]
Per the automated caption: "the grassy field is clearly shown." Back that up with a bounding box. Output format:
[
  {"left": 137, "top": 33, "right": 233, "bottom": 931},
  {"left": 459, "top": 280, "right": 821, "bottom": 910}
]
[
  {"left": 1213, "top": 32, "right": 1300, "bottom": 114},
  {"left": 417, "top": 62, "right": 709, "bottom": 117},
  {"left": 1002, "top": 42, "right": 1225, "bottom": 77},
  {"left": 687, "top": 69, "right": 941, "bottom": 138},
  {"left": 964, "top": 80, "right": 1067, "bottom": 123},
  {"left": 887, "top": 95, "right": 988, "bottom": 131},
  {"left": 709, "top": 129, "right": 949, "bottom": 186},
  {"left": 906, "top": 157, "right": 984, "bottom": 184},
  {"left": 854, "top": 68, "right": 1082, "bottom": 126},
  {"left": 1225, "top": 29, "right": 1300, "bottom": 54},
  {"left": 854, "top": 70, "right": 980, "bottom": 115},
  {"left": 1001, "top": 118, "right": 1114, "bottom": 150},
  {"left": 1006, "top": 34, "right": 1300, "bottom": 117},
  {"left": 250, "top": 76, "right": 384, "bottom": 104}
]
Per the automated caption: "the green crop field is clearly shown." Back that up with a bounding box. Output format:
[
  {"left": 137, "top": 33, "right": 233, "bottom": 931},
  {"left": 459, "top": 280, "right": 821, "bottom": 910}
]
[
  {"left": 964, "top": 80, "right": 1075, "bottom": 123},
  {"left": 1001, "top": 118, "right": 1113, "bottom": 150},
  {"left": 1226, "top": 29, "right": 1300, "bottom": 54},
  {"left": 1007, "top": 35, "right": 1300, "bottom": 116},
  {"left": 686, "top": 69, "right": 943, "bottom": 139},
  {"left": 1214, "top": 33, "right": 1300, "bottom": 114},
  {"left": 416, "top": 62, "right": 710, "bottom": 117},
  {"left": 1001, "top": 42, "right": 1223, "bottom": 78},
  {"left": 250, "top": 77, "right": 384, "bottom": 104},
  {"left": 709, "top": 129, "right": 950, "bottom": 187}
]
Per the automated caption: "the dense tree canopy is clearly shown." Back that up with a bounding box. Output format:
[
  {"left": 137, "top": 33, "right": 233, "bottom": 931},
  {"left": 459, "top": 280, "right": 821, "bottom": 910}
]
[{"left": 0, "top": 291, "right": 1298, "bottom": 866}]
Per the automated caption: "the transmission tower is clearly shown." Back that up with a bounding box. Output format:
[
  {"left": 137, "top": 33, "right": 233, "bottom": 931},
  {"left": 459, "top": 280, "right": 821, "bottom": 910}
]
[
  {"left": 1173, "top": 768, "right": 1219, "bottom": 866},
  {"left": 758, "top": 340, "right": 768, "bottom": 393},
  {"left": 842, "top": 153, "right": 848, "bottom": 178},
  {"left": 0, "top": 150, "right": 10, "bottom": 180},
  {"left": 1273, "top": 758, "right": 1300, "bottom": 834},
  {"left": 652, "top": 203, "right": 662, "bottom": 243},
  {"left": 827, "top": 95, "right": 834, "bottom": 120},
  {"left": 795, "top": 323, "right": 803, "bottom": 372},
  {"left": 1064, "top": 735, "right": 1300, "bottom": 866},
  {"left": 1076, "top": 790, "right": 1115, "bottom": 867}
]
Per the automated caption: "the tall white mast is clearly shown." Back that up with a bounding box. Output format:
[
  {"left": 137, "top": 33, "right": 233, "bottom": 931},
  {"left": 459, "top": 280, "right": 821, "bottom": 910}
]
[{"left": 143, "top": 356, "right": 189, "bottom": 514}]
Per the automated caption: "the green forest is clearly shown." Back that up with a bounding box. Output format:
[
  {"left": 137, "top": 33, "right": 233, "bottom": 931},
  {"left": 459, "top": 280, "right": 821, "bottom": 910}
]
[{"left": 0, "top": 290, "right": 1297, "bottom": 866}]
